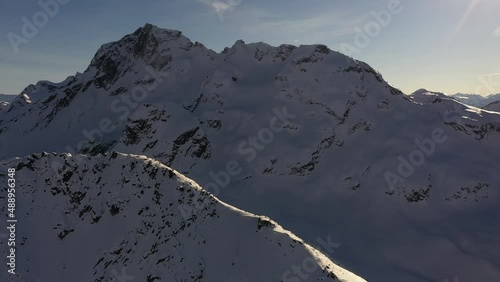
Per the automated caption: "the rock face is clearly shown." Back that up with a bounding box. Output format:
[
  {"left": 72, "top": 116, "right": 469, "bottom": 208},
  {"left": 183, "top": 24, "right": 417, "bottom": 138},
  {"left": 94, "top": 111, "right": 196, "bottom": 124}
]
[
  {"left": 1, "top": 24, "right": 500, "bottom": 281},
  {"left": 0, "top": 153, "right": 366, "bottom": 282}
]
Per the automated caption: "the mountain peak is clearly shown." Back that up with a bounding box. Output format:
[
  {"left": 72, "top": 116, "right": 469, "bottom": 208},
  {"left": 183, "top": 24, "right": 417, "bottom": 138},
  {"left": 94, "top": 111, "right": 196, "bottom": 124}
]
[
  {"left": 411, "top": 88, "right": 430, "bottom": 95},
  {"left": 409, "top": 88, "right": 454, "bottom": 104},
  {"left": 132, "top": 23, "right": 185, "bottom": 50},
  {"left": 90, "top": 23, "right": 190, "bottom": 65},
  {"left": 85, "top": 24, "right": 197, "bottom": 90}
]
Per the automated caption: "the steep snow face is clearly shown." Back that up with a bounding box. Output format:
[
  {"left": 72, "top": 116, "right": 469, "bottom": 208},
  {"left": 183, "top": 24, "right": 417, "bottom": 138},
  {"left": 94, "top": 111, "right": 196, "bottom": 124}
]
[
  {"left": 1, "top": 24, "right": 500, "bottom": 281},
  {"left": 452, "top": 93, "right": 500, "bottom": 107},
  {"left": 0, "top": 153, "right": 365, "bottom": 282}
]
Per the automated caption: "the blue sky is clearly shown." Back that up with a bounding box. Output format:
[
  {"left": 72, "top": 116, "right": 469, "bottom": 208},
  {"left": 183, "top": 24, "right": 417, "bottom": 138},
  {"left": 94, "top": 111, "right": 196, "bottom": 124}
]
[{"left": 1, "top": 0, "right": 499, "bottom": 95}]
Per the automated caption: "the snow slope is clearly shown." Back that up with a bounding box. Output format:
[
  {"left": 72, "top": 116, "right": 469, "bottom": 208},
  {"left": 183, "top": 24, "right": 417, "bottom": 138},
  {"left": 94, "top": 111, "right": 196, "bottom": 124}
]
[
  {"left": 1, "top": 24, "right": 500, "bottom": 281},
  {"left": 0, "top": 152, "right": 365, "bottom": 282}
]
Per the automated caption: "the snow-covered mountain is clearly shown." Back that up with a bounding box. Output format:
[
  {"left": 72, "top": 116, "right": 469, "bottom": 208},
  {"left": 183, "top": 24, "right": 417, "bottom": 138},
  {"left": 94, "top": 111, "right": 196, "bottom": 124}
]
[
  {"left": 409, "top": 88, "right": 456, "bottom": 104},
  {"left": 0, "top": 152, "right": 365, "bottom": 282},
  {"left": 452, "top": 93, "right": 500, "bottom": 107},
  {"left": 2, "top": 24, "right": 500, "bottom": 281},
  {"left": 484, "top": 101, "right": 500, "bottom": 112}
]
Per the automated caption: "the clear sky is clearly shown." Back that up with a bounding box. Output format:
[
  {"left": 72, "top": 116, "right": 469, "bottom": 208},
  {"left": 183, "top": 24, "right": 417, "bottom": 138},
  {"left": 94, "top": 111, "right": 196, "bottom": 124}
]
[{"left": 1, "top": 0, "right": 499, "bottom": 95}]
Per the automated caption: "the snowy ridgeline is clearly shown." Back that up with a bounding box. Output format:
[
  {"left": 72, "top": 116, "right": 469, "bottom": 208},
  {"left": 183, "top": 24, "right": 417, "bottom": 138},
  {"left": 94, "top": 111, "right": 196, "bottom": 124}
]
[{"left": 0, "top": 152, "right": 365, "bottom": 282}]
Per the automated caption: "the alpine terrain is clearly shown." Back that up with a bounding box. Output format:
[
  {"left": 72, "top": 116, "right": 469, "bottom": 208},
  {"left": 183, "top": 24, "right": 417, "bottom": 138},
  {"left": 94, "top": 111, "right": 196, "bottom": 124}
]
[
  {"left": 484, "top": 101, "right": 500, "bottom": 112},
  {"left": 0, "top": 153, "right": 365, "bottom": 282},
  {"left": 1, "top": 24, "right": 500, "bottom": 281}
]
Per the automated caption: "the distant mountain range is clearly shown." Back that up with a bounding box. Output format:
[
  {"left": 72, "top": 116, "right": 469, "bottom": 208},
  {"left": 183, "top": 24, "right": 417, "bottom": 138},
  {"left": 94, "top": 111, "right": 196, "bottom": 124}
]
[
  {"left": 452, "top": 93, "right": 500, "bottom": 107},
  {"left": 410, "top": 90, "right": 500, "bottom": 112},
  {"left": 0, "top": 94, "right": 15, "bottom": 102}
]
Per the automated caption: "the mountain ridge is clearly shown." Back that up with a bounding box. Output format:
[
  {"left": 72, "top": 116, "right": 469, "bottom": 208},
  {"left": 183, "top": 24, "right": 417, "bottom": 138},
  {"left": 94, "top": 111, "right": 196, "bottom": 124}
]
[{"left": 0, "top": 152, "right": 366, "bottom": 282}]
